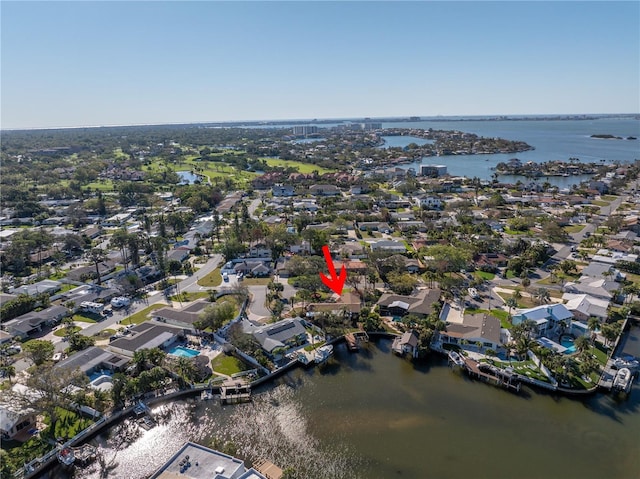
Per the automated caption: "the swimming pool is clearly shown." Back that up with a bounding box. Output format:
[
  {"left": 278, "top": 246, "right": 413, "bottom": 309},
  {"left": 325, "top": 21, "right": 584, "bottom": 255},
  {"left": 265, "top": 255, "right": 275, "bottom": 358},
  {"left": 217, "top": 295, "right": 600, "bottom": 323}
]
[
  {"left": 167, "top": 345, "right": 200, "bottom": 358},
  {"left": 89, "top": 370, "right": 113, "bottom": 382},
  {"left": 560, "top": 336, "right": 577, "bottom": 355}
]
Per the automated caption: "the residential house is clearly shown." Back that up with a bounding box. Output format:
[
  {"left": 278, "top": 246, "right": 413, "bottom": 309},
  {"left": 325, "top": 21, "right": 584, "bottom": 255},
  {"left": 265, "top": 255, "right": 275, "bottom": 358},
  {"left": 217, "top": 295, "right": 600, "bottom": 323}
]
[
  {"left": 107, "top": 322, "right": 185, "bottom": 357},
  {"left": 308, "top": 184, "right": 342, "bottom": 196},
  {"left": 511, "top": 304, "right": 574, "bottom": 338},
  {"left": 378, "top": 254, "right": 423, "bottom": 273},
  {"left": 563, "top": 277, "right": 619, "bottom": 301},
  {"left": 3, "top": 305, "right": 68, "bottom": 339},
  {"left": 369, "top": 240, "right": 406, "bottom": 253},
  {"left": 439, "top": 313, "right": 502, "bottom": 352},
  {"left": 56, "top": 346, "right": 129, "bottom": 377},
  {"left": 12, "top": 279, "right": 62, "bottom": 297},
  {"left": 562, "top": 293, "right": 609, "bottom": 322},
  {"left": 307, "top": 291, "right": 362, "bottom": 317},
  {"left": 377, "top": 288, "right": 441, "bottom": 318},
  {"left": 252, "top": 318, "right": 307, "bottom": 354},
  {"left": 248, "top": 242, "right": 271, "bottom": 258},
  {"left": 66, "top": 260, "right": 116, "bottom": 282},
  {"left": 152, "top": 300, "right": 210, "bottom": 331},
  {"left": 271, "top": 184, "right": 297, "bottom": 197},
  {"left": 397, "top": 221, "right": 428, "bottom": 232},
  {"left": 580, "top": 262, "right": 625, "bottom": 282},
  {"left": 167, "top": 247, "right": 190, "bottom": 263},
  {"left": 392, "top": 330, "right": 419, "bottom": 358},
  {"left": 0, "top": 401, "right": 37, "bottom": 442},
  {"left": 358, "top": 222, "right": 392, "bottom": 233},
  {"left": 234, "top": 260, "right": 271, "bottom": 277},
  {"left": 413, "top": 195, "right": 442, "bottom": 210}
]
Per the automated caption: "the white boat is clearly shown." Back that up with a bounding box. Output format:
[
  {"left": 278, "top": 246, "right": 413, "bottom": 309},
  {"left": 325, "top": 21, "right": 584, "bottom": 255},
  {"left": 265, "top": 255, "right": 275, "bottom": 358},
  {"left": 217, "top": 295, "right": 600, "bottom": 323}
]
[
  {"left": 57, "top": 447, "right": 75, "bottom": 467},
  {"left": 201, "top": 390, "right": 214, "bottom": 401},
  {"left": 448, "top": 350, "right": 465, "bottom": 368},
  {"left": 613, "top": 368, "right": 632, "bottom": 393},
  {"left": 314, "top": 344, "right": 333, "bottom": 364}
]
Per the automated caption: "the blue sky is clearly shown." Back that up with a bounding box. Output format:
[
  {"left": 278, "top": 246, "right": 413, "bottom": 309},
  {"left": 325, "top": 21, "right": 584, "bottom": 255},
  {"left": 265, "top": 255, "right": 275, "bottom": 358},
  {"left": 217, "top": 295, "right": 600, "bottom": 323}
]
[{"left": 2, "top": 1, "right": 638, "bottom": 129}]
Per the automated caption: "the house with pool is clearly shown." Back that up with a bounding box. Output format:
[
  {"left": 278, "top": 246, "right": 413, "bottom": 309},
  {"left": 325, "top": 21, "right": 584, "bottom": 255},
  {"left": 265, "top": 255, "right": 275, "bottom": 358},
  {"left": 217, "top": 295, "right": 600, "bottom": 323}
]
[
  {"left": 511, "top": 304, "right": 590, "bottom": 354},
  {"left": 107, "top": 322, "right": 186, "bottom": 358},
  {"left": 55, "top": 346, "right": 129, "bottom": 391}
]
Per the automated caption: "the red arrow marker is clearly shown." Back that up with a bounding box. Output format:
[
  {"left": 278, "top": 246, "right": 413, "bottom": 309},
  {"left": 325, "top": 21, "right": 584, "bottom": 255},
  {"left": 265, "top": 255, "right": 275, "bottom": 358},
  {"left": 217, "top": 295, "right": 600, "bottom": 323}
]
[{"left": 320, "top": 245, "right": 346, "bottom": 296}]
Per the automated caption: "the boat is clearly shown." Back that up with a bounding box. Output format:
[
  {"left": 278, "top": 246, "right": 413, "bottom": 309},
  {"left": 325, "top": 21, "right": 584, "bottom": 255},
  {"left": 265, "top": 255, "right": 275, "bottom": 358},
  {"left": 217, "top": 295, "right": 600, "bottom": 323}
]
[
  {"left": 201, "top": 390, "right": 214, "bottom": 401},
  {"left": 448, "top": 350, "right": 466, "bottom": 368},
  {"left": 138, "top": 415, "right": 156, "bottom": 430},
  {"left": 57, "top": 447, "right": 75, "bottom": 467},
  {"left": 613, "top": 357, "right": 640, "bottom": 372},
  {"left": 613, "top": 368, "right": 633, "bottom": 394},
  {"left": 133, "top": 401, "right": 150, "bottom": 417},
  {"left": 314, "top": 344, "right": 334, "bottom": 364}
]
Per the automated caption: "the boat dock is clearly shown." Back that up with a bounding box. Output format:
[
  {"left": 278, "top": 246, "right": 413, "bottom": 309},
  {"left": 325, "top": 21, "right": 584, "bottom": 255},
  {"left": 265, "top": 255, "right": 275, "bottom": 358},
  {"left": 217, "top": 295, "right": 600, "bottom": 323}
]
[
  {"left": 462, "top": 358, "right": 521, "bottom": 392},
  {"left": 598, "top": 359, "right": 617, "bottom": 390},
  {"left": 345, "top": 331, "right": 369, "bottom": 352},
  {"left": 220, "top": 381, "right": 251, "bottom": 405}
]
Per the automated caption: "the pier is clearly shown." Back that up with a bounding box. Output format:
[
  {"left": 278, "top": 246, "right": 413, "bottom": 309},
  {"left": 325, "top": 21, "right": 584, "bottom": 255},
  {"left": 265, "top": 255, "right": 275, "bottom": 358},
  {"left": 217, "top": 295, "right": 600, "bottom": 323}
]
[
  {"left": 220, "top": 381, "right": 251, "bottom": 405},
  {"left": 462, "top": 358, "right": 521, "bottom": 392}
]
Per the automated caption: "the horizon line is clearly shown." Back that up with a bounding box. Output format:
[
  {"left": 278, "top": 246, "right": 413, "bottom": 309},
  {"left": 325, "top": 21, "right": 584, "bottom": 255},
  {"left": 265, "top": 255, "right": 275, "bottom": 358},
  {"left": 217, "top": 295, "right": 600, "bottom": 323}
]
[{"left": 2, "top": 112, "right": 639, "bottom": 132}]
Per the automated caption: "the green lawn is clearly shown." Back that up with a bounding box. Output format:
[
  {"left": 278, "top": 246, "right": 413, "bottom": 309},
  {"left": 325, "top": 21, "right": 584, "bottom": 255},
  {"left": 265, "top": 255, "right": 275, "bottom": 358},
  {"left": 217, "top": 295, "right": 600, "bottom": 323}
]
[
  {"left": 563, "top": 224, "right": 585, "bottom": 233},
  {"left": 169, "top": 291, "right": 210, "bottom": 302},
  {"left": 121, "top": 303, "right": 166, "bottom": 325},
  {"left": 263, "top": 157, "right": 337, "bottom": 174},
  {"left": 53, "top": 326, "right": 80, "bottom": 337},
  {"left": 198, "top": 267, "right": 222, "bottom": 287},
  {"left": 475, "top": 270, "right": 495, "bottom": 280},
  {"left": 591, "top": 200, "right": 610, "bottom": 207},
  {"left": 211, "top": 353, "right": 251, "bottom": 376},
  {"left": 72, "top": 313, "right": 99, "bottom": 323},
  {"left": 48, "top": 407, "right": 94, "bottom": 440}
]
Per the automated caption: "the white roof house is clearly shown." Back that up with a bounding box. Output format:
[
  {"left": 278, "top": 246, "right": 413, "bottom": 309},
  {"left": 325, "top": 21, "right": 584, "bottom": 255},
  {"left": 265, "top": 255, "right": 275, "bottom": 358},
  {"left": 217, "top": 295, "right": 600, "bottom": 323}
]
[{"left": 562, "top": 293, "right": 609, "bottom": 320}]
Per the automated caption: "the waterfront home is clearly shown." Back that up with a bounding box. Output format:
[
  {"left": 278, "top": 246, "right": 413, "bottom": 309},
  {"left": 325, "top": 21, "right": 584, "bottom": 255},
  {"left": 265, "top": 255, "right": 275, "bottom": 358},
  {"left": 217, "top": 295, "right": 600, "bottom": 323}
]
[
  {"left": 252, "top": 318, "right": 307, "bottom": 354},
  {"left": 439, "top": 313, "right": 502, "bottom": 352},
  {"left": 511, "top": 304, "right": 574, "bottom": 338},
  {"left": 56, "top": 346, "right": 129, "bottom": 377},
  {"left": 0, "top": 402, "right": 37, "bottom": 442},
  {"left": 561, "top": 293, "right": 609, "bottom": 321},
  {"left": 377, "top": 288, "right": 441, "bottom": 318},
  {"left": 392, "top": 330, "right": 419, "bottom": 358},
  {"left": 107, "top": 322, "right": 185, "bottom": 357},
  {"left": 149, "top": 441, "right": 268, "bottom": 479}
]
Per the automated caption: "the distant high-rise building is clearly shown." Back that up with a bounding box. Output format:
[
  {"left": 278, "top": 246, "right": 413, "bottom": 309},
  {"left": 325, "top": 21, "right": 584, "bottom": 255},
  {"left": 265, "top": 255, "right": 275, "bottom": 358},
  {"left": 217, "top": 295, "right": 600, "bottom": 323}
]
[
  {"left": 292, "top": 125, "right": 318, "bottom": 136},
  {"left": 361, "top": 122, "right": 382, "bottom": 131},
  {"left": 420, "top": 164, "right": 448, "bottom": 177}
]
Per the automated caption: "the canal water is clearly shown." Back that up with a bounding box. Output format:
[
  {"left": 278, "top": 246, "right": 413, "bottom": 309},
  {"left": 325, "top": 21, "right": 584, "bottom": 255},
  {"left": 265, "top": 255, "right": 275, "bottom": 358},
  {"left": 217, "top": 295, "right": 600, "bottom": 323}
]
[{"left": 63, "top": 331, "right": 640, "bottom": 479}]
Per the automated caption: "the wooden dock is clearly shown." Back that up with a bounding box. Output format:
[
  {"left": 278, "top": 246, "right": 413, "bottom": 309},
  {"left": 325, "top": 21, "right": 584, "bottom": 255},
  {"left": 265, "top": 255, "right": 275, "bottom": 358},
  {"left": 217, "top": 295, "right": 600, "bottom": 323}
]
[
  {"left": 345, "top": 331, "right": 369, "bottom": 352},
  {"left": 462, "top": 358, "right": 521, "bottom": 392},
  {"left": 254, "top": 457, "right": 283, "bottom": 479},
  {"left": 220, "top": 382, "right": 251, "bottom": 405}
]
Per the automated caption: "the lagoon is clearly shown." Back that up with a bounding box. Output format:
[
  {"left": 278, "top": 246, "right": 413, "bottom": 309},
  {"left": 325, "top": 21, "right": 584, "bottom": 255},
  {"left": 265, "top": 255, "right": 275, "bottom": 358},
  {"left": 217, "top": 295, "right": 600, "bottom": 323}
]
[{"left": 377, "top": 135, "right": 434, "bottom": 149}]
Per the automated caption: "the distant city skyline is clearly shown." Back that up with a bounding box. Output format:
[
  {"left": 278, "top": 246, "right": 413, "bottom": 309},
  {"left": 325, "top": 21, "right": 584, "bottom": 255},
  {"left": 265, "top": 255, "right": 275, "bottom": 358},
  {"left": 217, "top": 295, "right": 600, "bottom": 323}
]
[{"left": 2, "top": 1, "right": 639, "bottom": 129}]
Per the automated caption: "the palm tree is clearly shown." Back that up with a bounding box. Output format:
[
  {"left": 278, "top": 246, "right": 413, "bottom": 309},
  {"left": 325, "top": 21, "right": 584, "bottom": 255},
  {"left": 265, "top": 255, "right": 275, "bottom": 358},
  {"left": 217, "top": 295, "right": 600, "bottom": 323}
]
[
  {"left": 587, "top": 317, "right": 601, "bottom": 338},
  {"left": 535, "top": 287, "right": 550, "bottom": 305},
  {"left": 89, "top": 248, "right": 107, "bottom": 285},
  {"left": 506, "top": 297, "right": 518, "bottom": 319},
  {"left": 132, "top": 349, "right": 148, "bottom": 375},
  {"left": 574, "top": 335, "right": 591, "bottom": 354}
]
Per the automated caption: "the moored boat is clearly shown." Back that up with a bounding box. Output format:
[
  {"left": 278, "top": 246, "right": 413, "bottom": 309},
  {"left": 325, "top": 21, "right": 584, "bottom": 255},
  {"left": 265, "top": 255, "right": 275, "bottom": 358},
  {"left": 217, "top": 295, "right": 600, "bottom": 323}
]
[
  {"left": 448, "top": 350, "right": 465, "bottom": 368},
  {"left": 57, "top": 447, "right": 75, "bottom": 467},
  {"left": 314, "top": 344, "right": 334, "bottom": 364}
]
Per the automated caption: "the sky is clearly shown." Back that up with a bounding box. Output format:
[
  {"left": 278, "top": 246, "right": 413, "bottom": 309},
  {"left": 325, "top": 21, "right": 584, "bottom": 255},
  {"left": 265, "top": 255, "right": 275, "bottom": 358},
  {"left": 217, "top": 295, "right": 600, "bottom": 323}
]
[{"left": 1, "top": 1, "right": 639, "bottom": 129}]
